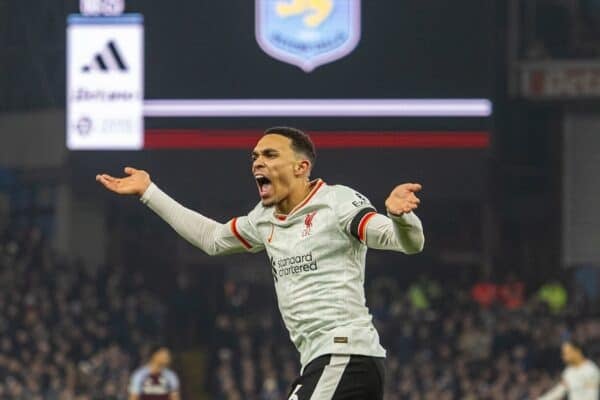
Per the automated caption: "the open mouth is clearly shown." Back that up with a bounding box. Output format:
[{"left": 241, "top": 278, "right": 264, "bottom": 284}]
[{"left": 255, "top": 175, "right": 273, "bottom": 199}]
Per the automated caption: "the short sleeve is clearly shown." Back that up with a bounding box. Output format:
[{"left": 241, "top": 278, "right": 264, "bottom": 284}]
[
  {"left": 332, "top": 185, "right": 378, "bottom": 242},
  {"left": 166, "top": 370, "right": 180, "bottom": 392},
  {"left": 228, "top": 205, "right": 265, "bottom": 254},
  {"left": 128, "top": 369, "right": 144, "bottom": 395}
]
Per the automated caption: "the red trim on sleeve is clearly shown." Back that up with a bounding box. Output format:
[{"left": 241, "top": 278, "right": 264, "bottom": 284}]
[
  {"left": 230, "top": 218, "right": 252, "bottom": 249},
  {"left": 358, "top": 212, "right": 377, "bottom": 243}
]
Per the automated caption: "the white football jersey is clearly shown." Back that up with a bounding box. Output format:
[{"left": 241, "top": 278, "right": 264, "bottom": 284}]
[
  {"left": 563, "top": 360, "right": 600, "bottom": 400},
  {"left": 232, "top": 179, "right": 386, "bottom": 367},
  {"left": 142, "top": 178, "right": 424, "bottom": 369}
]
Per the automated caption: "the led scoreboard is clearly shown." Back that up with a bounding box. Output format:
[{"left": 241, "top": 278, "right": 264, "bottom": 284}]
[{"left": 67, "top": 0, "right": 493, "bottom": 151}]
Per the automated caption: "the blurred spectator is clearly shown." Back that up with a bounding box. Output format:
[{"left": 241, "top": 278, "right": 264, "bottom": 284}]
[
  {"left": 129, "top": 346, "right": 180, "bottom": 400},
  {"left": 408, "top": 281, "right": 429, "bottom": 310},
  {"left": 0, "top": 226, "right": 166, "bottom": 400},
  {"left": 169, "top": 271, "right": 204, "bottom": 348},
  {"left": 497, "top": 274, "right": 525, "bottom": 310},
  {"left": 407, "top": 275, "right": 442, "bottom": 312},
  {"left": 471, "top": 280, "right": 497, "bottom": 308},
  {"left": 209, "top": 272, "right": 600, "bottom": 399},
  {"left": 538, "top": 280, "right": 568, "bottom": 313}
]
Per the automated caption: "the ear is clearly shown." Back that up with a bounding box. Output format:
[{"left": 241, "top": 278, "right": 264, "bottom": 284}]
[{"left": 294, "top": 159, "right": 311, "bottom": 177}]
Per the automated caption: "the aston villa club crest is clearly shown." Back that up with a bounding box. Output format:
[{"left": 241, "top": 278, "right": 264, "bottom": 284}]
[{"left": 255, "top": 0, "right": 362, "bottom": 72}]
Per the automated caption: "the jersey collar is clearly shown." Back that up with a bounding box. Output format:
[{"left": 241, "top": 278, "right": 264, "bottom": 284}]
[{"left": 274, "top": 178, "right": 325, "bottom": 221}]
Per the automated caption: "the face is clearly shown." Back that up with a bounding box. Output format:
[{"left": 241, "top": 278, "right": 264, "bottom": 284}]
[
  {"left": 152, "top": 348, "right": 171, "bottom": 368},
  {"left": 561, "top": 343, "right": 579, "bottom": 365},
  {"left": 252, "top": 134, "right": 307, "bottom": 207}
]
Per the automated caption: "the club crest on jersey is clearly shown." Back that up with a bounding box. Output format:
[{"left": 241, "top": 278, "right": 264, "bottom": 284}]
[
  {"left": 302, "top": 211, "right": 318, "bottom": 237},
  {"left": 255, "top": 0, "right": 362, "bottom": 72}
]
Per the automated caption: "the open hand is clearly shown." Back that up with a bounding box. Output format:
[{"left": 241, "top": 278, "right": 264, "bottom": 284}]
[
  {"left": 96, "top": 167, "right": 151, "bottom": 196},
  {"left": 385, "top": 183, "right": 422, "bottom": 216}
]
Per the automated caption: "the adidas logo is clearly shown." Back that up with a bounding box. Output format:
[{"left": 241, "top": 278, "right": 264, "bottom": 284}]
[{"left": 82, "top": 40, "right": 127, "bottom": 72}]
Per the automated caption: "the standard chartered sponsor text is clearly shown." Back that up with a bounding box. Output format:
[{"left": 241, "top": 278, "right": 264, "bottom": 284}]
[{"left": 274, "top": 253, "right": 318, "bottom": 277}]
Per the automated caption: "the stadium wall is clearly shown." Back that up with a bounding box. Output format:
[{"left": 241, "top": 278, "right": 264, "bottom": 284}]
[
  {"left": 563, "top": 110, "right": 600, "bottom": 267},
  {"left": 0, "top": 109, "right": 66, "bottom": 167}
]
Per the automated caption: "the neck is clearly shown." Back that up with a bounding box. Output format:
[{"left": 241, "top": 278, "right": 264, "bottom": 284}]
[
  {"left": 572, "top": 357, "right": 586, "bottom": 367},
  {"left": 277, "top": 179, "right": 313, "bottom": 215},
  {"left": 148, "top": 363, "right": 161, "bottom": 374}
]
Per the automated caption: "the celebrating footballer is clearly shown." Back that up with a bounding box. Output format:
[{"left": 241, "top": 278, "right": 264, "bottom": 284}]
[{"left": 97, "top": 127, "right": 424, "bottom": 400}]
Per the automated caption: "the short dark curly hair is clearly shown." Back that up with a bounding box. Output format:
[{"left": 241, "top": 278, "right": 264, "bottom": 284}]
[
  {"left": 564, "top": 339, "right": 586, "bottom": 356},
  {"left": 147, "top": 344, "right": 169, "bottom": 359},
  {"left": 263, "top": 126, "right": 316, "bottom": 166}
]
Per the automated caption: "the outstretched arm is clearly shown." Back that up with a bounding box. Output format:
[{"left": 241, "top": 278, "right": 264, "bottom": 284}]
[
  {"left": 364, "top": 211, "right": 424, "bottom": 255},
  {"left": 96, "top": 166, "right": 152, "bottom": 196},
  {"left": 96, "top": 167, "right": 261, "bottom": 255},
  {"left": 537, "top": 382, "right": 567, "bottom": 400},
  {"left": 360, "top": 183, "right": 424, "bottom": 254}
]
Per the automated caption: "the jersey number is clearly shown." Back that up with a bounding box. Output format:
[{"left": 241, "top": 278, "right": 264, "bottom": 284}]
[{"left": 288, "top": 384, "right": 302, "bottom": 400}]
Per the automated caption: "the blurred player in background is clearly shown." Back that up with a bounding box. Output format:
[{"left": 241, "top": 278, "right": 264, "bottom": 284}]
[
  {"left": 98, "top": 127, "right": 424, "bottom": 400},
  {"left": 129, "top": 346, "right": 180, "bottom": 400},
  {"left": 538, "top": 340, "right": 600, "bottom": 400}
]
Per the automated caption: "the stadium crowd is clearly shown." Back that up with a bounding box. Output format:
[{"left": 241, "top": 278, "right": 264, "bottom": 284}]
[
  {"left": 210, "top": 273, "right": 600, "bottom": 400},
  {"left": 2, "top": 223, "right": 599, "bottom": 400},
  {"left": 0, "top": 226, "right": 166, "bottom": 400}
]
